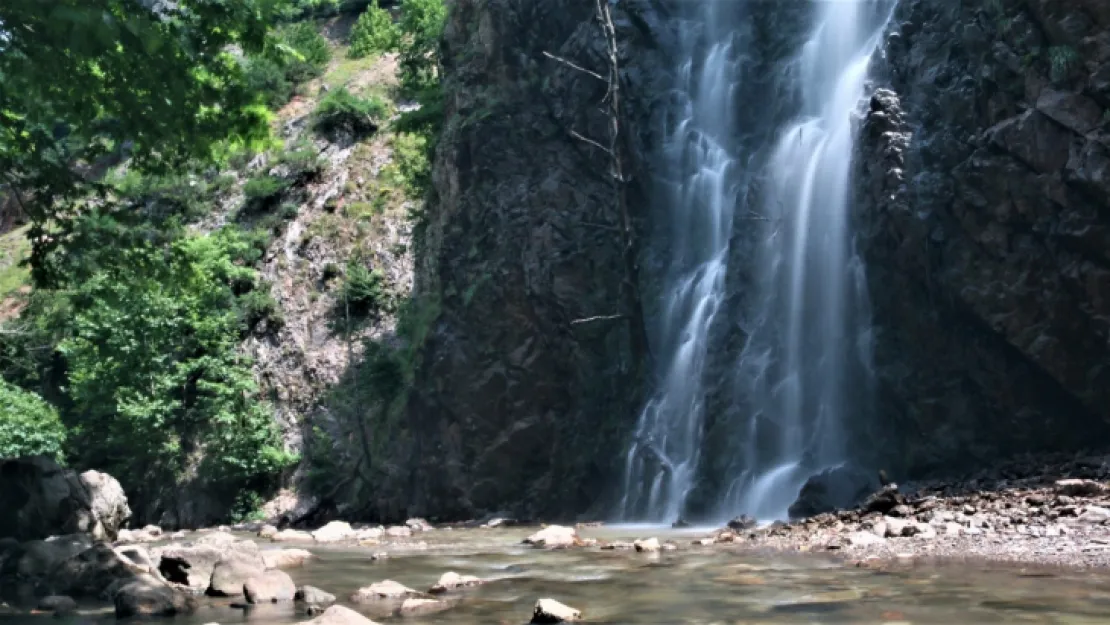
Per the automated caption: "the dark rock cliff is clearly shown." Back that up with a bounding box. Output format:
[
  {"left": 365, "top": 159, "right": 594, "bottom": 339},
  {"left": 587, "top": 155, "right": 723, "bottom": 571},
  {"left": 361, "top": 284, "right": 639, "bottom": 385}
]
[
  {"left": 391, "top": 0, "right": 675, "bottom": 520},
  {"left": 857, "top": 0, "right": 1110, "bottom": 477}
]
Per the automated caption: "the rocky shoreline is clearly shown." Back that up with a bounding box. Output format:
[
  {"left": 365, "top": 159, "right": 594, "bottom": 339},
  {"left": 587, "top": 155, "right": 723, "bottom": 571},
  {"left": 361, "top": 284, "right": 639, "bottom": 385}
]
[{"left": 699, "top": 455, "right": 1110, "bottom": 570}]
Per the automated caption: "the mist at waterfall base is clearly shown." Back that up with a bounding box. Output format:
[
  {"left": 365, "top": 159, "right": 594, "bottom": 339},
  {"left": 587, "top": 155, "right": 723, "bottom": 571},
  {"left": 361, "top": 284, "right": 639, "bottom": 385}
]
[{"left": 619, "top": 0, "right": 897, "bottom": 525}]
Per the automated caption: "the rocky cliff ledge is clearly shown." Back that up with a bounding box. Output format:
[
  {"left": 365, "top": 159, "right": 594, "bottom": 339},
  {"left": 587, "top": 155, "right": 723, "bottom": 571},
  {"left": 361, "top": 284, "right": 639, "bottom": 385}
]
[
  {"left": 392, "top": 0, "right": 673, "bottom": 520},
  {"left": 857, "top": 0, "right": 1110, "bottom": 476}
]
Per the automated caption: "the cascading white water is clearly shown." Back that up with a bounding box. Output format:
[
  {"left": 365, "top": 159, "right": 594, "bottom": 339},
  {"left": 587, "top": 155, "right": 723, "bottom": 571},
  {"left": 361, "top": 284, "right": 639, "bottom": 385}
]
[
  {"left": 618, "top": 2, "right": 743, "bottom": 522},
  {"left": 720, "top": 0, "right": 896, "bottom": 521},
  {"left": 620, "top": 0, "right": 895, "bottom": 523}
]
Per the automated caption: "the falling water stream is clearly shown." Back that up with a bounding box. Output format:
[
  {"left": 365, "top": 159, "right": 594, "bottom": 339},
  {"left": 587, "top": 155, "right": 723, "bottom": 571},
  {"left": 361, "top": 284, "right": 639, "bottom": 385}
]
[{"left": 621, "top": 1, "right": 896, "bottom": 523}]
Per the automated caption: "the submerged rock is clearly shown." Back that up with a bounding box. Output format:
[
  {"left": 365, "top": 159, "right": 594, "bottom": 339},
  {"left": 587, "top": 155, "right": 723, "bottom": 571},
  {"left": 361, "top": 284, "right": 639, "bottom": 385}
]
[
  {"left": 429, "top": 571, "right": 482, "bottom": 594},
  {"left": 399, "top": 597, "right": 449, "bottom": 616},
  {"left": 37, "top": 595, "right": 77, "bottom": 616},
  {"left": 384, "top": 526, "right": 411, "bottom": 538},
  {"left": 272, "top": 529, "right": 315, "bottom": 543},
  {"left": 114, "top": 577, "right": 196, "bottom": 618},
  {"left": 350, "top": 580, "right": 419, "bottom": 602},
  {"left": 532, "top": 598, "right": 581, "bottom": 623},
  {"left": 301, "top": 605, "right": 381, "bottom": 625},
  {"left": 261, "top": 548, "right": 313, "bottom": 569},
  {"left": 295, "top": 585, "right": 336, "bottom": 607}
]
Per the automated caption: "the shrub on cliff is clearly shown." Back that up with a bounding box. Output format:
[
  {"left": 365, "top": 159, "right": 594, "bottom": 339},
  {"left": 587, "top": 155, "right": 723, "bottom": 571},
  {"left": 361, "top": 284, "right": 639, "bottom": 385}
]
[
  {"left": 0, "top": 380, "right": 67, "bottom": 461},
  {"left": 313, "top": 88, "right": 386, "bottom": 138},
  {"left": 349, "top": 2, "right": 400, "bottom": 59}
]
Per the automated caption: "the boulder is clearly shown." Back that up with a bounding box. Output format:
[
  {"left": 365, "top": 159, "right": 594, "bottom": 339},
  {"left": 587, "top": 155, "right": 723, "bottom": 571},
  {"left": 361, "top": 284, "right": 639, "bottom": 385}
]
[
  {"left": 1055, "top": 479, "right": 1107, "bottom": 497},
  {"left": 633, "top": 537, "right": 660, "bottom": 553},
  {"left": 847, "top": 531, "right": 884, "bottom": 547},
  {"left": 115, "top": 545, "right": 155, "bottom": 569},
  {"left": 384, "top": 526, "right": 411, "bottom": 538},
  {"left": 272, "top": 529, "right": 315, "bottom": 543},
  {"left": 428, "top": 571, "right": 483, "bottom": 594},
  {"left": 296, "top": 585, "right": 336, "bottom": 607},
  {"left": 261, "top": 548, "right": 313, "bottom": 569},
  {"left": 788, "top": 466, "right": 878, "bottom": 519},
  {"left": 860, "top": 485, "right": 904, "bottom": 515},
  {"left": 726, "top": 515, "right": 757, "bottom": 531},
  {"left": 155, "top": 545, "right": 222, "bottom": 591},
  {"left": 301, "top": 605, "right": 381, "bottom": 625},
  {"left": 195, "top": 531, "right": 240, "bottom": 546},
  {"left": 0, "top": 456, "right": 131, "bottom": 542},
  {"left": 350, "top": 580, "right": 419, "bottom": 603},
  {"left": 532, "top": 598, "right": 581, "bottom": 623},
  {"left": 244, "top": 570, "right": 296, "bottom": 604},
  {"left": 209, "top": 551, "right": 266, "bottom": 597},
  {"left": 258, "top": 525, "right": 279, "bottom": 539},
  {"left": 1079, "top": 506, "right": 1110, "bottom": 523},
  {"left": 884, "top": 517, "right": 911, "bottom": 538},
  {"left": 312, "top": 522, "right": 355, "bottom": 543},
  {"left": 405, "top": 518, "right": 433, "bottom": 532},
  {"left": 37, "top": 595, "right": 77, "bottom": 616},
  {"left": 522, "top": 525, "right": 578, "bottom": 549},
  {"left": 114, "top": 576, "right": 196, "bottom": 618},
  {"left": 47, "top": 542, "right": 145, "bottom": 599},
  {"left": 399, "top": 597, "right": 449, "bottom": 616},
  {"left": 355, "top": 527, "right": 384, "bottom": 541}
]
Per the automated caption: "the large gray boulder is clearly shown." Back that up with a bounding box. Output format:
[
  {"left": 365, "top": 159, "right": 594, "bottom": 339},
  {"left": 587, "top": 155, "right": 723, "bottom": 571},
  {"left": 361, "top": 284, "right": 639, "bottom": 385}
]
[
  {"left": 208, "top": 550, "right": 266, "bottom": 597},
  {"left": 244, "top": 570, "right": 296, "bottom": 604},
  {"left": 114, "top": 576, "right": 197, "bottom": 618},
  {"left": 0, "top": 456, "right": 131, "bottom": 542},
  {"left": 788, "top": 465, "right": 878, "bottom": 519}
]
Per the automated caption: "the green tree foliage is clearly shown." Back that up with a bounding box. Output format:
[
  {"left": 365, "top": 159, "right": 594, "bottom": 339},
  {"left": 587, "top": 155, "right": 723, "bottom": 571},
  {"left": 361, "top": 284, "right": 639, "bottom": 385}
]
[
  {"left": 391, "top": 0, "right": 445, "bottom": 203},
  {"left": 338, "top": 261, "right": 389, "bottom": 319},
  {"left": 0, "top": 0, "right": 276, "bottom": 218},
  {"left": 275, "top": 22, "right": 332, "bottom": 84},
  {"left": 242, "top": 22, "right": 333, "bottom": 110},
  {"left": 0, "top": 379, "right": 67, "bottom": 461},
  {"left": 16, "top": 209, "right": 296, "bottom": 511},
  {"left": 397, "top": 0, "right": 447, "bottom": 93},
  {"left": 348, "top": 2, "right": 400, "bottom": 59}
]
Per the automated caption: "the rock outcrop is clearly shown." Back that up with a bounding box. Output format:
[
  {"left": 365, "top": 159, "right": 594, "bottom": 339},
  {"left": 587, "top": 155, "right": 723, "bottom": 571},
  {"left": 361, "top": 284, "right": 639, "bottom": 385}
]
[
  {"left": 0, "top": 456, "right": 130, "bottom": 542},
  {"left": 854, "top": 0, "right": 1110, "bottom": 477},
  {"left": 389, "top": 0, "right": 675, "bottom": 521}
]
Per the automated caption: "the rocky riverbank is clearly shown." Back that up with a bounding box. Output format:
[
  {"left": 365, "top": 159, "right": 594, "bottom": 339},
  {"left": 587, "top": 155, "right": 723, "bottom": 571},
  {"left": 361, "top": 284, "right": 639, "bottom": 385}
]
[{"left": 698, "top": 455, "right": 1110, "bottom": 569}]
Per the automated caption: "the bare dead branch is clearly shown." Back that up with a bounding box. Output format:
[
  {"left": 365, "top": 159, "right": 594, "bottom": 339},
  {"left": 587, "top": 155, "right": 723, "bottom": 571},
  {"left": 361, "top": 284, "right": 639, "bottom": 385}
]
[
  {"left": 570, "top": 130, "right": 612, "bottom": 154},
  {"left": 571, "top": 314, "right": 628, "bottom": 326},
  {"left": 542, "top": 51, "right": 606, "bottom": 82}
]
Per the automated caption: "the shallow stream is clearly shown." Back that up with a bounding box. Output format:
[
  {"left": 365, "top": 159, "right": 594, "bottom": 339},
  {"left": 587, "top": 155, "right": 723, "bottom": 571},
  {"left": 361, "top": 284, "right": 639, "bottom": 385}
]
[{"left": 7, "top": 527, "right": 1110, "bottom": 624}]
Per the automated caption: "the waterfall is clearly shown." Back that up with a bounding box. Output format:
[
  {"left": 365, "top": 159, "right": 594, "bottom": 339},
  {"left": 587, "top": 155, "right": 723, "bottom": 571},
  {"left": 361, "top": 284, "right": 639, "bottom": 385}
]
[
  {"left": 618, "top": 1, "right": 745, "bottom": 522},
  {"left": 620, "top": 0, "right": 895, "bottom": 523}
]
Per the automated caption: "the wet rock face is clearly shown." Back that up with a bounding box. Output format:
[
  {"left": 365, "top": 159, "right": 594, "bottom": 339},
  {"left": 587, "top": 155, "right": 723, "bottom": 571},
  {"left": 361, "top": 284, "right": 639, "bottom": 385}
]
[
  {"left": 396, "top": 0, "right": 676, "bottom": 520},
  {"left": 855, "top": 0, "right": 1110, "bottom": 478}
]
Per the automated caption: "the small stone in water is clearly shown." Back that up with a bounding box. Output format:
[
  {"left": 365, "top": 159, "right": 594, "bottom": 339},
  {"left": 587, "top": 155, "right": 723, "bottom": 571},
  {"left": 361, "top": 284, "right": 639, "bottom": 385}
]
[
  {"left": 532, "top": 598, "right": 581, "bottom": 623},
  {"left": 634, "top": 537, "right": 661, "bottom": 553}
]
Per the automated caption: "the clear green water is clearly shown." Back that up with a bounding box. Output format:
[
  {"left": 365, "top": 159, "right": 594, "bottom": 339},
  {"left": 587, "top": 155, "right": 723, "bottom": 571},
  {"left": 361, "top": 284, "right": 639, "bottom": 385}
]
[{"left": 6, "top": 527, "right": 1110, "bottom": 624}]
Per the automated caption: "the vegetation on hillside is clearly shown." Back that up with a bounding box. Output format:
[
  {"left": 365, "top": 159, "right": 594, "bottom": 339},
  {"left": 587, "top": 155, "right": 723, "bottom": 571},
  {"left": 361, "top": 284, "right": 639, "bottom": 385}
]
[{"left": 0, "top": 0, "right": 448, "bottom": 522}]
